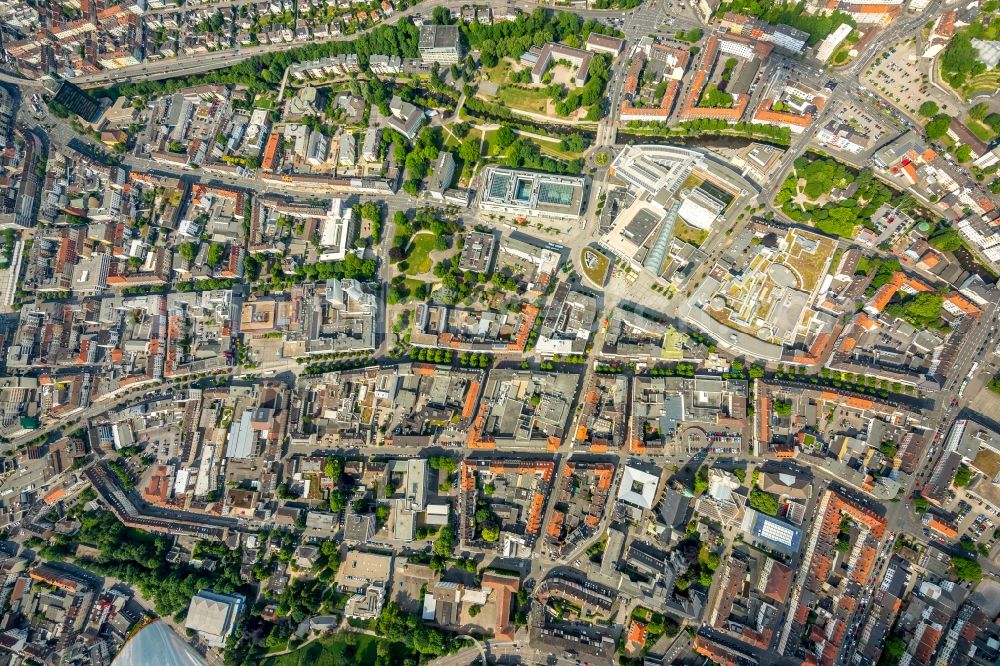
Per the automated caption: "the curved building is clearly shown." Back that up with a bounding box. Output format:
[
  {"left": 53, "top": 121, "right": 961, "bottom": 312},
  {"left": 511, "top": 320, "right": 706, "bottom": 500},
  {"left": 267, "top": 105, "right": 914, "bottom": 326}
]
[{"left": 111, "top": 620, "right": 207, "bottom": 666}]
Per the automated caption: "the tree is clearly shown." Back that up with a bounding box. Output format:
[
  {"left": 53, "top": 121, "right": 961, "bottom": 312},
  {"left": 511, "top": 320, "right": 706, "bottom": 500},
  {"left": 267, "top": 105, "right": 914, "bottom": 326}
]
[
  {"left": 955, "top": 144, "right": 973, "bottom": 163},
  {"left": 458, "top": 137, "right": 480, "bottom": 164},
  {"left": 559, "top": 134, "right": 587, "bottom": 153},
  {"left": 952, "top": 555, "right": 983, "bottom": 582},
  {"left": 324, "top": 456, "right": 342, "bottom": 480},
  {"left": 431, "top": 6, "right": 451, "bottom": 24},
  {"left": 928, "top": 227, "right": 964, "bottom": 251},
  {"left": 925, "top": 113, "right": 953, "bottom": 140},
  {"left": 885, "top": 293, "right": 943, "bottom": 328},
  {"left": 988, "top": 375, "right": 1000, "bottom": 395},
  {"left": 179, "top": 242, "right": 198, "bottom": 263},
  {"left": 206, "top": 243, "right": 226, "bottom": 269},
  {"left": 970, "top": 102, "right": 990, "bottom": 121},
  {"left": 495, "top": 126, "right": 516, "bottom": 150},
  {"left": 940, "top": 33, "right": 983, "bottom": 89},
  {"left": 428, "top": 455, "right": 457, "bottom": 473},
  {"left": 693, "top": 466, "right": 709, "bottom": 495},
  {"left": 918, "top": 100, "right": 939, "bottom": 117},
  {"left": 481, "top": 525, "right": 500, "bottom": 542},
  {"left": 329, "top": 490, "right": 345, "bottom": 512},
  {"left": 748, "top": 487, "right": 779, "bottom": 516},
  {"left": 880, "top": 637, "right": 906, "bottom": 666},
  {"left": 433, "top": 526, "right": 455, "bottom": 557},
  {"left": 953, "top": 465, "right": 973, "bottom": 487}
]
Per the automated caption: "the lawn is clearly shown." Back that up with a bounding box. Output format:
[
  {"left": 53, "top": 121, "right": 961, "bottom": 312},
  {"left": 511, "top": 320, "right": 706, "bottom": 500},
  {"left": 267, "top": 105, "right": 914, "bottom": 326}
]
[
  {"left": 785, "top": 235, "right": 836, "bottom": 292},
  {"left": 398, "top": 277, "right": 432, "bottom": 303},
  {"left": 964, "top": 71, "right": 1000, "bottom": 99},
  {"left": 581, "top": 247, "right": 611, "bottom": 286},
  {"left": 481, "top": 129, "right": 502, "bottom": 157},
  {"left": 537, "top": 138, "right": 584, "bottom": 161},
  {"left": 674, "top": 221, "right": 708, "bottom": 248},
  {"left": 403, "top": 232, "right": 436, "bottom": 275},
  {"left": 496, "top": 85, "right": 551, "bottom": 114},
  {"left": 973, "top": 447, "right": 1000, "bottom": 479},
  {"left": 967, "top": 118, "right": 995, "bottom": 142},
  {"left": 442, "top": 128, "right": 462, "bottom": 149},
  {"left": 263, "top": 633, "right": 400, "bottom": 666},
  {"left": 484, "top": 59, "right": 515, "bottom": 85}
]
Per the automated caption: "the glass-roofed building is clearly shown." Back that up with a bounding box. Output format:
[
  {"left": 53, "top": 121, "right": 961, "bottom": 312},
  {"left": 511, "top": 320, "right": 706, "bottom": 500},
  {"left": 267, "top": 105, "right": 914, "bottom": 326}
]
[{"left": 479, "top": 167, "right": 586, "bottom": 221}]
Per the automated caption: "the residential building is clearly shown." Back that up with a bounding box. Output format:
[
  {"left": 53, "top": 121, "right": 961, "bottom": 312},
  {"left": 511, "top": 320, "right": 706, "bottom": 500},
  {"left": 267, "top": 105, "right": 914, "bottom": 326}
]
[{"left": 427, "top": 152, "right": 455, "bottom": 200}]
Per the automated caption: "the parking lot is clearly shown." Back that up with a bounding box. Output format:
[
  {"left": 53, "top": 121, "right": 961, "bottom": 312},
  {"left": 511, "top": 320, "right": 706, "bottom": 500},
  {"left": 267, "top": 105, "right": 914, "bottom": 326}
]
[
  {"left": 835, "top": 101, "right": 891, "bottom": 147},
  {"left": 861, "top": 39, "right": 959, "bottom": 122}
]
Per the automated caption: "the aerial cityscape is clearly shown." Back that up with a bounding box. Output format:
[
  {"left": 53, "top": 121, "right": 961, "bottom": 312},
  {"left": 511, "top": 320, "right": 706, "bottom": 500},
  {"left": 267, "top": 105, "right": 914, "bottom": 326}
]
[{"left": 1, "top": 0, "right": 1000, "bottom": 664}]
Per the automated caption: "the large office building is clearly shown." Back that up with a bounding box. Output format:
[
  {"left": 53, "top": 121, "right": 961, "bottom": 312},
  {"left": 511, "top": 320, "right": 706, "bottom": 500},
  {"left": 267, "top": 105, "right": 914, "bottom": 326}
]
[
  {"left": 418, "top": 24, "right": 463, "bottom": 64},
  {"left": 479, "top": 167, "right": 586, "bottom": 221},
  {"left": 184, "top": 591, "right": 245, "bottom": 648},
  {"left": 52, "top": 81, "right": 103, "bottom": 123}
]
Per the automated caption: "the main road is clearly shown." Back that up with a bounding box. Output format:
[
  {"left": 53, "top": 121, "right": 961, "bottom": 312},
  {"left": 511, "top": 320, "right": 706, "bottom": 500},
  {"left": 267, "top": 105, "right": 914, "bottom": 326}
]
[{"left": 58, "top": 0, "right": 658, "bottom": 89}]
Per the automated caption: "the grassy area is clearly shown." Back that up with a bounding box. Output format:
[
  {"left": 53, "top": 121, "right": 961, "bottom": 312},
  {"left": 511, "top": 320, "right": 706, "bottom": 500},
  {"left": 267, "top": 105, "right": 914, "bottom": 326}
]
[
  {"left": 964, "top": 71, "right": 1000, "bottom": 98},
  {"left": 581, "top": 247, "right": 612, "bottom": 286},
  {"left": 496, "top": 85, "right": 551, "bottom": 114},
  {"left": 403, "top": 232, "right": 436, "bottom": 275},
  {"left": 967, "top": 118, "right": 995, "bottom": 142},
  {"left": 681, "top": 174, "right": 704, "bottom": 191},
  {"left": 674, "top": 221, "right": 709, "bottom": 247},
  {"left": 442, "top": 128, "right": 462, "bottom": 149},
  {"left": 400, "top": 278, "right": 431, "bottom": 302},
  {"left": 484, "top": 59, "right": 515, "bottom": 85},
  {"left": 784, "top": 235, "right": 836, "bottom": 292},
  {"left": 535, "top": 138, "right": 582, "bottom": 161},
  {"left": 830, "top": 30, "right": 859, "bottom": 66},
  {"left": 263, "top": 633, "right": 398, "bottom": 666},
  {"left": 481, "top": 128, "right": 502, "bottom": 157}
]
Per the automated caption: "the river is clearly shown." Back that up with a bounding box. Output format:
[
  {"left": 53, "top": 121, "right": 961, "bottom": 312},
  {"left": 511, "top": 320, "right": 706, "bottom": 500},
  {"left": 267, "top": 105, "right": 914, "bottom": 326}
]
[{"left": 616, "top": 132, "right": 788, "bottom": 151}]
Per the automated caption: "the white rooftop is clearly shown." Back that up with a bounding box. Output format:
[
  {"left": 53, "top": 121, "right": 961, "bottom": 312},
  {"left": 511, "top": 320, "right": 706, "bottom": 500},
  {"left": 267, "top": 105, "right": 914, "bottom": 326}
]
[
  {"left": 707, "top": 468, "right": 740, "bottom": 503},
  {"left": 617, "top": 465, "right": 660, "bottom": 510},
  {"left": 184, "top": 591, "right": 243, "bottom": 648}
]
